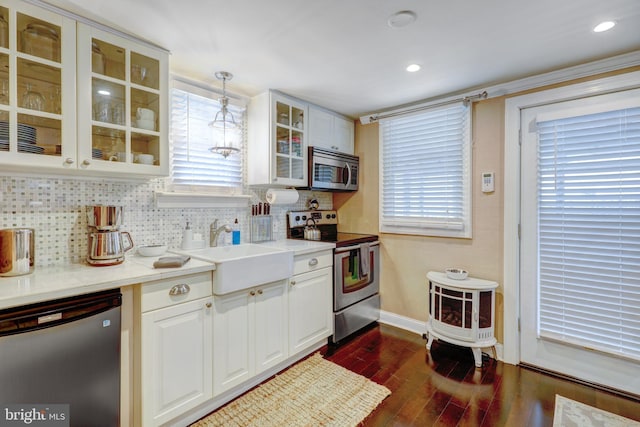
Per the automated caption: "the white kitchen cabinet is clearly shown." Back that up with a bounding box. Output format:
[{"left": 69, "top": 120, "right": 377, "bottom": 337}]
[
  {"left": 289, "top": 250, "right": 333, "bottom": 354},
  {"left": 308, "top": 105, "right": 354, "bottom": 154},
  {"left": 0, "top": 1, "right": 76, "bottom": 170},
  {"left": 248, "top": 90, "right": 308, "bottom": 186},
  {"left": 0, "top": 0, "right": 168, "bottom": 177},
  {"left": 213, "top": 280, "right": 288, "bottom": 395},
  {"left": 140, "top": 273, "right": 213, "bottom": 427},
  {"left": 76, "top": 23, "right": 168, "bottom": 176}
]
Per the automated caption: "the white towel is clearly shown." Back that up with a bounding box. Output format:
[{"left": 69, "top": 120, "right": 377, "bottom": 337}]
[{"left": 359, "top": 243, "right": 370, "bottom": 277}]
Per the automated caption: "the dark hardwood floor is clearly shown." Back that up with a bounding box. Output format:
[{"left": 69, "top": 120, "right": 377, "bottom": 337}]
[{"left": 321, "top": 323, "right": 640, "bottom": 427}]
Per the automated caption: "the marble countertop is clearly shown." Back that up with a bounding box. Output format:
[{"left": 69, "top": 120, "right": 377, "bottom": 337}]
[{"left": 0, "top": 240, "right": 335, "bottom": 310}]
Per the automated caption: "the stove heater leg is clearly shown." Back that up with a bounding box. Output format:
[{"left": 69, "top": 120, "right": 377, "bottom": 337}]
[{"left": 471, "top": 347, "right": 482, "bottom": 368}]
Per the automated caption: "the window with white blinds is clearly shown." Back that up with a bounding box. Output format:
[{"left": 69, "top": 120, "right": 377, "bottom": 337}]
[
  {"left": 170, "top": 82, "right": 244, "bottom": 191},
  {"left": 379, "top": 103, "right": 471, "bottom": 238},
  {"left": 537, "top": 105, "right": 640, "bottom": 361}
]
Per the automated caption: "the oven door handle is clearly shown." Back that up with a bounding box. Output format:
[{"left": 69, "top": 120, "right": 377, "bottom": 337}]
[{"left": 334, "top": 241, "right": 380, "bottom": 254}]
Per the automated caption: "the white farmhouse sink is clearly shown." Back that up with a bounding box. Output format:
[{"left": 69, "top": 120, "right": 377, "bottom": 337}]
[{"left": 173, "top": 244, "right": 293, "bottom": 295}]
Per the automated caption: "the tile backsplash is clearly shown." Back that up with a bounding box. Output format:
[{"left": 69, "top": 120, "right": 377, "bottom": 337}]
[{"left": 0, "top": 175, "right": 332, "bottom": 266}]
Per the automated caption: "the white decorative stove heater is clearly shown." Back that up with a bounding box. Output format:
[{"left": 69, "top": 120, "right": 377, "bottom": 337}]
[{"left": 426, "top": 271, "right": 498, "bottom": 368}]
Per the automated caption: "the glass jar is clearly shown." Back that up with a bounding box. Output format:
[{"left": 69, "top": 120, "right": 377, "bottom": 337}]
[
  {"left": 91, "top": 42, "right": 105, "bottom": 75},
  {"left": 0, "top": 15, "right": 8, "bottom": 49},
  {"left": 21, "top": 22, "right": 59, "bottom": 62}
]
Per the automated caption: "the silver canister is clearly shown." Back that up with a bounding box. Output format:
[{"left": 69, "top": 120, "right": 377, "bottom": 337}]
[
  {"left": 87, "top": 205, "right": 122, "bottom": 230},
  {"left": 0, "top": 228, "right": 35, "bottom": 276}
]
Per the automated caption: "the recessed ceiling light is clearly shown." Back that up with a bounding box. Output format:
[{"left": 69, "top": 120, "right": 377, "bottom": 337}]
[
  {"left": 593, "top": 21, "right": 616, "bottom": 32},
  {"left": 388, "top": 10, "right": 417, "bottom": 28},
  {"left": 406, "top": 64, "right": 421, "bottom": 72}
]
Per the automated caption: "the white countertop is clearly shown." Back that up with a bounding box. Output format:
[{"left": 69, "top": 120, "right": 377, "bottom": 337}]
[
  {"left": 0, "top": 254, "right": 215, "bottom": 310},
  {"left": 0, "top": 240, "right": 334, "bottom": 310},
  {"left": 257, "top": 239, "right": 335, "bottom": 255}
]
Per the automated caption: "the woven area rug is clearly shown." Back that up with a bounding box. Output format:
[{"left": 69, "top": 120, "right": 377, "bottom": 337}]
[
  {"left": 191, "top": 353, "right": 390, "bottom": 427},
  {"left": 553, "top": 395, "right": 640, "bottom": 427}
]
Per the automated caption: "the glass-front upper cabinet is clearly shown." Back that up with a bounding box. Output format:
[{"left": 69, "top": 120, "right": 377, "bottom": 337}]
[
  {"left": 272, "top": 92, "right": 307, "bottom": 185},
  {"left": 0, "top": 0, "right": 75, "bottom": 169},
  {"left": 76, "top": 23, "right": 168, "bottom": 175}
]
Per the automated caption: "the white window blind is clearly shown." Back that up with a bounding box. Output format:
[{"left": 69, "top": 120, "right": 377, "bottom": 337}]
[
  {"left": 379, "top": 103, "right": 471, "bottom": 238},
  {"left": 537, "top": 106, "right": 640, "bottom": 361},
  {"left": 170, "top": 84, "right": 244, "bottom": 190}
]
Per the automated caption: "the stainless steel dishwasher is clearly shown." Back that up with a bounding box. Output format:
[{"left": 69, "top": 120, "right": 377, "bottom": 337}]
[{"left": 0, "top": 289, "right": 121, "bottom": 427}]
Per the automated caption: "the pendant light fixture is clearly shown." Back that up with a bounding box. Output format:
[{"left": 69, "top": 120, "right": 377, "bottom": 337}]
[{"left": 209, "top": 71, "right": 240, "bottom": 158}]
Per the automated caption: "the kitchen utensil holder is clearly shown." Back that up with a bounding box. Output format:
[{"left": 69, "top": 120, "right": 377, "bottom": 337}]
[{"left": 250, "top": 215, "right": 273, "bottom": 243}]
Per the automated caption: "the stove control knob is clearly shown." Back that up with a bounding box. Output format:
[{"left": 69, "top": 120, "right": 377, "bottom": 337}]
[
  {"left": 295, "top": 215, "right": 300, "bottom": 221},
  {"left": 331, "top": 214, "right": 336, "bottom": 219},
  {"left": 326, "top": 214, "right": 331, "bottom": 219},
  {"left": 302, "top": 215, "right": 307, "bottom": 220}
]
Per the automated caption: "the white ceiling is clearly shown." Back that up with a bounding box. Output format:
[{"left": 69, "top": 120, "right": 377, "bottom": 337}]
[{"left": 47, "top": 0, "right": 640, "bottom": 118}]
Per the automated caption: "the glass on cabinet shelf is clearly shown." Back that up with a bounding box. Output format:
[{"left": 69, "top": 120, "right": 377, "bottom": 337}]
[
  {"left": 17, "top": 59, "right": 61, "bottom": 115},
  {"left": 17, "top": 13, "right": 60, "bottom": 63},
  {"left": 92, "top": 78, "right": 125, "bottom": 125},
  {"left": 291, "top": 107, "right": 304, "bottom": 130},
  {"left": 276, "top": 102, "right": 290, "bottom": 126},
  {"left": 91, "top": 38, "right": 125, "bottom": 80},
  {"left": 131, "top": 52, "right": 159, "bottom": 90},
  {"left": 0, "top": 7, "right": 8, "bottom": 50}
]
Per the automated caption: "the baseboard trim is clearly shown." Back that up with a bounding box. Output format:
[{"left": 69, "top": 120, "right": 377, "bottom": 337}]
[{"left": 378, "top": 310, "right": 505, "bottom": 362}]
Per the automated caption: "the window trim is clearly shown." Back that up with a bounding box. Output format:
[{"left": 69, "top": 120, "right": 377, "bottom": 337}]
[{"left": 378, "top": 103, "right": 472, "bottom": 239}]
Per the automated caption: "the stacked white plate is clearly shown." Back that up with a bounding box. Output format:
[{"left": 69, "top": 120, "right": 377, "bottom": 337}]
[
  {"left": 0, "top": 121, "right": 42, "bottom": 153},
  {"left": 0, "top": 122, "right": 37, "bottom": 143},
  {"left": 17, "top": 143, "right": 44, "bottom": 154}
]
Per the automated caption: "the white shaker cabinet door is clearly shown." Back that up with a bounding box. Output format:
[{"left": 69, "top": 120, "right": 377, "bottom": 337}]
[
  {"left": 212, "top": 290, "right": 253, "bottom": 395},
  {"left": 254, "top": 280, "right": 288, "bottom": 375},
  {"left": 141, "top": 296, "right": 213, "bottom": 427},
  {"left": 289, "top": 267, "right": 333, "bottom": 355}
]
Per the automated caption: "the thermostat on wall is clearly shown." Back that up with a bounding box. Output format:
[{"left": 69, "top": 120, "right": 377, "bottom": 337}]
[{"left": 482, "top": 172, "right": 495, "bottom": 193}]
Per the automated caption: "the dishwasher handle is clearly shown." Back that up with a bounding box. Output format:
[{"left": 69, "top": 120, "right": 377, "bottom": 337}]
[{"left": 0, "top": 289, "right": 122, "bottom": 337}]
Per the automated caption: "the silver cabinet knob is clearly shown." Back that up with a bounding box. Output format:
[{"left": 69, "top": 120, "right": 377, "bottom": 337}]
[
  {"left": 64, "top": 158, "right": 74, "bottom": 164},
  {"left": 250, "top": 290, "right": 256, "bottom": 296},
  {"left": 82, "top": 159, "right": 91, "bottom": 166},
  {"left": 205, "top": 302, "right": 212, "bottom": 308},
  {"left": 308, "top": 258, "right": 318, "bottom": 267},
  {"left": 257, "top": 289, "right": 263, "bottom": 295},
  {"left": 169, "top": 284, "right": 190, "bottom": 295},
  {"left": 290, "top": 280, "right": 296, "bottom": 286}
]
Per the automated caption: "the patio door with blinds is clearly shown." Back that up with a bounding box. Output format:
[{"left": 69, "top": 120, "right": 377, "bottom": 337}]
[{"left": 519, "top": 88, "right": 640, "bottom": 396}]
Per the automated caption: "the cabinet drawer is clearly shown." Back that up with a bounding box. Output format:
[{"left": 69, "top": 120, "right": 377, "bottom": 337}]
[
  {"left": 141, "top": 272, "right": 212, "bottom": 312},
  {"left": 293, "top": 250, "right": 333, "bottom": 275}
]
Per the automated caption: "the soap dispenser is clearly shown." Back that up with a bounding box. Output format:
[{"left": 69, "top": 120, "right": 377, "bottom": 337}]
[{"left": 181, "top": 221, "right": 193, "bottom": 249}]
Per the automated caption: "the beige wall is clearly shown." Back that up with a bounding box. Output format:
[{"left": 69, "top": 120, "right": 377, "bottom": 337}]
[
  {"left": 335, "top": 98, "right": 506, "bottom": 341},
  {"left": 334, "top": 65, "right": 640, "bottom": 345}
]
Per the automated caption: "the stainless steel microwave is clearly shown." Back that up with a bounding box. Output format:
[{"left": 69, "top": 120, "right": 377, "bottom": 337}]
[{"left": 306, "top": 147, "right": 359, "bottom": 192}]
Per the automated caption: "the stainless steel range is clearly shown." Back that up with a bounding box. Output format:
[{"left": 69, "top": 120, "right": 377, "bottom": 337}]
[{"left": 287, "top": 210, "right": 380, "bottom": 343}]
